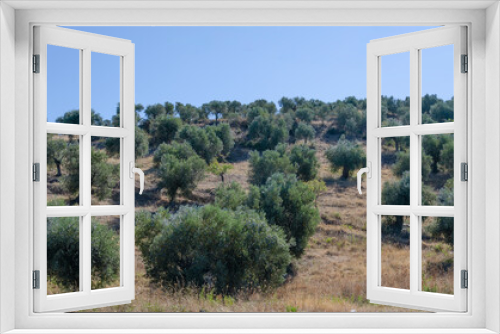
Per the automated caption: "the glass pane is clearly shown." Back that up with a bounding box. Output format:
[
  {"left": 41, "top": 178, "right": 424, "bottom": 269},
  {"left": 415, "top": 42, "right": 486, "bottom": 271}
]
[
  {"left": 421, "top": 134, "right": 453, "bottom": 206},
  {"left": 91, "top": 216, "right": 121, "bottom": 290},
  {"left": 47, "top": 217, "right": 80, "bottom": 294},
  {"left": 47, "top": 45, "right": 80, "bottom": 124},
  {"left": 381, "top": 136, "right": 410, "bottom": 205},
  {"left": 91, "top": 137, "right": 120, "bottom": 205},
  {"left": 421, "top": 45, "right": 454, "bottom": 124},
  {"left": 381, "top": 52, "right": 410, "bottom": 127},
  {"left": 381, "top": 215, "right": 410, "bottom": 290},
  {"left": 91, "top": 52, "right": 121, "bottom": 127},
  {"left": 421, "top": 216, "right": 454, "bottom": 294},
  {"left": 47, "top": 134, "right": 80, "bottom": 206}
]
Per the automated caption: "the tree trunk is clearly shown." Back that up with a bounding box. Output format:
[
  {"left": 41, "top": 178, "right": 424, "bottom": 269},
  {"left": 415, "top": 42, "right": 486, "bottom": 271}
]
[
  {"left": 55, "top": 161, "right": 62, "bottom": 177},
  {"left": 342, "top": 166, "right": 350, "bottom": 179}
]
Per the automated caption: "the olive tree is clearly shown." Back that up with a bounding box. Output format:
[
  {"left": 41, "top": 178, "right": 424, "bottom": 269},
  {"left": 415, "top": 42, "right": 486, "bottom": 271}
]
[
  {"left": 382, "top": 172, "right": 436, "bottom": 235},
  {"left": 155, "top": 142, "right": 206, "bottom": 203},
  {"left": 150, "top": 115, "right": 183, "bottom": 146},
  {"left": 47, "top": 217, "right": 120, "bottom": 291},
  {"left": 47, "top": 135, "right": 67, "bottom": 176},
  {"left": 257, "top": 173, "right": 320, "bottom": 258},
  {"left": 214, "top": 181, "right": 247, "bottom": 210},
  {"left": 294, "top": 123, "right": 315, "bottom": 143},
  {"left": 215, "top": 123, "right": 234, "bottom": 157},
  {"left": 145, "top": 205, "right": 291, "bottom": 295},
  {"left": 289, "top": 144, "right": 319, "bottom": 181},
  {"left": 325, "top": 135, "right": 366, "bottom": 179},
  {"left": 179, "top": 125, "right": 223, "bottom": 164},
  {"left": 247, "top": 116, "right": 289, "bottom": 151},
  {"left": 249, "top": 146, "right": 295, "bottom": 186}
]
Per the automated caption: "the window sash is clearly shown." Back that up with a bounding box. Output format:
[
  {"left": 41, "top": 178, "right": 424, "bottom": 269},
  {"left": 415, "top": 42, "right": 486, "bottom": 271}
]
[
  {"left": 366, "top": 26, "right": 467, "bottom": 312},
  {"left": 33, "top": 25, "right": 136, "bottom": 313}
]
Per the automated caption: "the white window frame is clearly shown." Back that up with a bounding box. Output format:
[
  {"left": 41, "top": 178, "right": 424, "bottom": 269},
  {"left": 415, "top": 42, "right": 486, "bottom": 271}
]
[
  {"left": 366, "top": 26, "right": 467, "bottom": 312},
  {"left": 1, "top": 1, "right": 498, "bottom": 333},
  {"left": 33, "top": 25, "right": 136, "bottom": 313}
]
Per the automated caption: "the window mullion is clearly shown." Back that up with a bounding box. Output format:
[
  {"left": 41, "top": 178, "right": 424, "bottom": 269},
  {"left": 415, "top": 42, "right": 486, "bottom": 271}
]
[
  {"left": 82, "top": 48, "right": 92, "bottom": 294},
  {"left": 409, "top": 47, "right": 419, "bottom": 294}
]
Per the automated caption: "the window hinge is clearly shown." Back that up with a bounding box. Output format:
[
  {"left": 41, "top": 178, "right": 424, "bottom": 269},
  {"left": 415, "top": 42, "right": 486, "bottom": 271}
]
[
  {"left": 461, "top": 162, "right": 468, "bottom": 181},
  {"left": 461, "top": 270, "right": 468, "bottom": 289},
  {"left": 33, "top": 54, "right": 40, "bottom": 73},
  {"left": 33, "top": 163, "right": 40, "bottom": 182},
  {"left": 33, "top": 270, "right": 40, "bottom": 289},
  {"left": 461, "top": 54, "right": 468, "bottom": 73}
]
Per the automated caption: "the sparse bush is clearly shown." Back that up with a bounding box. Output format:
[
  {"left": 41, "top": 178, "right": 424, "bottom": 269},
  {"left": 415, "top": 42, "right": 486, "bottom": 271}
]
[
  {"left": 294, "top": 123, "right": 315, "bottom": 143},
  {"left": 145, "top": 205, "right": 291, "bottom": 295},
  {"left": 179, "top": 125, "right": 223, "bottom": 164},
  {"left": 47, "top": 217, "right": 119, "bottom": 291},
  {"left": 249, "top": 146, "right": 295, "bottom": 186},
  {"left": 207, "top": 160, "right": 233, "bottom": 183},
  {"left": 325, "top": 135, "right": 366, "bottom": 179},
  {"left": 290, "top": 144, "right": 319, "bottom": 181},
  {"left": 258, "top": 173, "right": 320, "bottom": 257},
  {"left": 214, "top": 182, "right": 247, "bottom": 210}
]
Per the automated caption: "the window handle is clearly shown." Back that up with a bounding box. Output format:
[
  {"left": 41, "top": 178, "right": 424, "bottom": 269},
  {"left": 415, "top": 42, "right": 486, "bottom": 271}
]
[
  {"left": 129, "top": 162, "right": 144, "bottom": 195},
  {"left": 357, "top": 162, "right": 371, "bottom": 195}
]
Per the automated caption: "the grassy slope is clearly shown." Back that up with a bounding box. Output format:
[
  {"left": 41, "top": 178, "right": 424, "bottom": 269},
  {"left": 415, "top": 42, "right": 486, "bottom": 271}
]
[{"left": 48, "top": 122, "right": 453, "bottom": 313}]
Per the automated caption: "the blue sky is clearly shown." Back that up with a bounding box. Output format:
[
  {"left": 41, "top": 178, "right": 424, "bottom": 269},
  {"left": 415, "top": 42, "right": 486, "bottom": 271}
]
[{"left": 47, "top": 26, "right": 453, "bottom": 122}]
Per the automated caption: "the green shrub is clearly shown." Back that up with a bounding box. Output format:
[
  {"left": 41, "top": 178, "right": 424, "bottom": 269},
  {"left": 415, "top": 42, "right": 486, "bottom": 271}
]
[
  {"left": 61, "top": 144, "right": 80, "bottom": 200},
  {"left": 393, "top": 151, "right": 432, "bottom": 181},
  {"left": 428, "top": 181, "right": 454, "bottom": 244},
  {"left": 150, "top": 115, "right": 182, "bottom": 146},
  {"left": 290, "top": 144, "right": 319, "bottom": 181},
  {"left": 135, "top": 127, "right": 150, "bottom": 158},
  {"left": 179, "top": 125, "right": 223, "bottom": 164},
  {"left": 135, "top": 208, "right": 171, "bottom": 260},
  {"left": 296, "top": 107, "right": 314, "bottom": 123},
  {"left": 145, "top": 205, "right": 291, "bottom": 295},
  {"left": 382, "top": 172, "right": 436, "bottom": 235},
  {"left": 47, "top": 217, "right": 120, "bottom": 291},
  {"left": 91, "top": 149, "right": 120, "bottom": 201},
  {"left": 215, "top": 123, "right": 235, "bottom": 156},
  {"left": 249, "top": 146, "right": 295, "bottom": 186},
  {"left": 155, "top": 142, "right": 206, "bottom": 203},
  {"left": 258, "top": 173, "right": 320, "bottom": 258},
  {"left": 214, "top": 182, "right": 247, "bottom": 210},
  {"left": 247, "top": 115, "right": 289, "bottom": 151},
  {"left": 294, "top": 123, "right": 315, "bottom": 143},
  {"left": 325, "top": 135, "right": 365, "bottom": 179},
  {"left": 47, "top": 135, "right": 67, "bottom": 176},
  {"left": 153, "top": 142, "right": 197, "bottom": 167}
]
